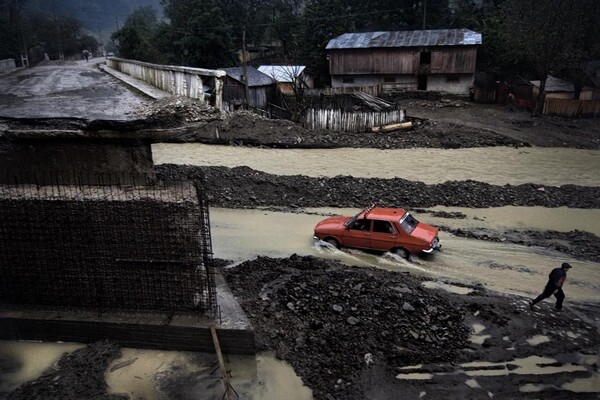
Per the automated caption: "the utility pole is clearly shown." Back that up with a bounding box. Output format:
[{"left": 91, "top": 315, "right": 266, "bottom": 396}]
[
  {"left": 242, "top": 29, "right": 250, "bottom": 109},
  {"left": 422, "top": 0, "right": 427, "bottom": 30},
  {"left": 115, "top": 16, "right": 120, "bottom": 31},
  {"left": 52, "top": 0, "right": 64, "bottom": 60}
]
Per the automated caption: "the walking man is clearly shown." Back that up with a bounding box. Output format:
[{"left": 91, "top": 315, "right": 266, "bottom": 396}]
[{"left": 530, "top": 263, "right": 572, "bottom": 311}]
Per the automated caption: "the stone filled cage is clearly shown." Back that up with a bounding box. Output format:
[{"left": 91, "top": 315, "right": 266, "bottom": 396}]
[{"left": 0, "top": 173, "right": 217, "bottom": 317}]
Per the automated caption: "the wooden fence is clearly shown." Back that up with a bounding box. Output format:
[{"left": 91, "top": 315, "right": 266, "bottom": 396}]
[
  {"left": 304, "top": 108, "right": 405, "bottom": 132},
  {"left": 305, "top": 85, "right": 381, "bottom": 97},
  {"left": 543, "top": 99, "right": 600, "bottom": 117}
]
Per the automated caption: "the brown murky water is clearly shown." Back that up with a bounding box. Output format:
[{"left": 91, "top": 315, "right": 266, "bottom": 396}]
[
  {"left": 0, "top": 341, "right": 311, "bottom": 400},
  {"left": 211, "top": 207, "right": 600, "bottom": 303},
  {"left": 3, "top": 145, "right": 598, "bottom": 398},
  {"left": 152, "top": 144, "right": 600, "bottom": 186}
]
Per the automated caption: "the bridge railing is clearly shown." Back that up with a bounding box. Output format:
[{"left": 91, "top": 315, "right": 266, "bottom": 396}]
[{"left": 107, "top": 57, "right": 225, "bottom": 110}]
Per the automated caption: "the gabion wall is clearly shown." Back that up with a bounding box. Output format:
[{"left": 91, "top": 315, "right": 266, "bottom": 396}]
[{"left": 0, "top": 179, "right": 216, "bottom": 316}]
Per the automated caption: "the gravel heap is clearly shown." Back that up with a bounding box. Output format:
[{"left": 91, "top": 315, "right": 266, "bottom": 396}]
[
  {"left": 156, "top": 164, "right": 600, "bottom": 209},
  {"left": 223, "top": 255, "right": 470, "bottom": 400},
  {"left": 137, "top": 95, "right": 221, "bottom": 123}
]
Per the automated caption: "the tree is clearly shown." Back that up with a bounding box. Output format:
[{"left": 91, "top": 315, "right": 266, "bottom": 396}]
[
  {"left": 499, "top": 0, "right": 600, "bottom": 113},
  {"left": 161, "top": 0, "right": 236, "bottom": 68},
  {"left": 300, "top": 0, "right": 352, "bottom": 86},
  {"left": 112, "top": 6, "right": 162, "bottom": 62},
  {"left": 0, "top": 0, "right": 28, "bottom": 62}
]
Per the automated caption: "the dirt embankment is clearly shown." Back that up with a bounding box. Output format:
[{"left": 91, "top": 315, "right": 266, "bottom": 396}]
[{"left": 4, "top": 96, "right": 599, "bottom": 150}]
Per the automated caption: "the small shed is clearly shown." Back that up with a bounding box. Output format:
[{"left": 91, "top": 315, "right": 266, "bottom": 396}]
[
  {"left": 258, "top": 65, "right": 314, "bottom": 95},
  {"left": 531, "top": 75, "right": 595, "bottom": 100},
  {"left": 221, "top": 66, "right": 276, "bottom": 110}
]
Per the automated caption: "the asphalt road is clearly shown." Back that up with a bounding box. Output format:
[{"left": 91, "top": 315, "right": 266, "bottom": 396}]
[{"left": 0, "top": 59, "right": 148, "bottom": 120}]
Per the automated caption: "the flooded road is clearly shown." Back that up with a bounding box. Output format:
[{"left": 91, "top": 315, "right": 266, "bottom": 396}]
[
  {"left": 152, "top": 144, "right": 600, "bottom": 187},
  {"left": 210, "top": 207, "right": 600, "bottom": 303}
]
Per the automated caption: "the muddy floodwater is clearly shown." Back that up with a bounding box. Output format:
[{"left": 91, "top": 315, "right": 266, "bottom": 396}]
[
  {"left": 152, "top": 144, "right": 600, "bottom": 187},
  {"left": 210, "top": 207, "right": 600, "bottom": 303}
]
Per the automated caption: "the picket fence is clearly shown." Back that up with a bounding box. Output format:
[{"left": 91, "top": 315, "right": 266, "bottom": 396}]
[
  {"left": 304, "top": 108, "right": 405, "bottom": 132},
  {"left": 543, "top": 99, "right": 600, "bottom": 117}
]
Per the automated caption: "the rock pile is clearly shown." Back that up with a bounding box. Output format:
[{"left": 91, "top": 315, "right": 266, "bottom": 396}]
[
  {"left": 136, "top": 95, "right": 221, "bottom": 123},
  {"left": 223, "top": 255, "right": 470, "bottom": 399},
  {"left": 156, "top": 164, "right": 600, "bottom": 210}
]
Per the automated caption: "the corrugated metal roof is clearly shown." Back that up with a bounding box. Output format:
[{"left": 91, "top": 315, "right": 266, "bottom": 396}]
[
  {"left": 326, "top": 29, "right": 482, "bottom": 50},
  {"left": 258, "top": 65, "right": 306, "bottom": 83},
  {"left": 222, "top": 67, "right": 275, "bottom": 87},
  {"left": 530, "top": 75, "right": 575, "bottom": 92}
]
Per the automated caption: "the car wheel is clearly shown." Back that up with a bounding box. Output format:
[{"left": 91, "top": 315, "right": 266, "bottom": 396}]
[
  {"left": 393, "top": 248, "right": 409, "bottom": 260},
  {"left": 325, "top": 238, "right": 339, "bottom": 248}
]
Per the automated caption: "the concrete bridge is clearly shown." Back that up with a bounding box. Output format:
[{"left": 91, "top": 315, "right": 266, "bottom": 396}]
[{"left": 0, "top": 57, "right": 225, "bottom": 121}]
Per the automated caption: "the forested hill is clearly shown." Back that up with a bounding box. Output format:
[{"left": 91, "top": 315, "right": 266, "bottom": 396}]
[{"left": 22, "top": 0, "right": 163, "bottom": 38}]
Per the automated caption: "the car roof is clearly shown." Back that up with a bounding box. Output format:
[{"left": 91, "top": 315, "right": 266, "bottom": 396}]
[{"left": 362, "top": 207, "right": 407, "bottom": 220}]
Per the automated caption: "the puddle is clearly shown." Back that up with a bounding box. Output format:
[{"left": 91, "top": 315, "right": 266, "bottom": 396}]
[
  {"left": 422, "top": 281, "right": 474, "bottom": 295},
  {"left": 0, "top": 340, "right": 84, "bottom": 394},
  {"left": 460, "top": 356, "right": 587, "bottom": 377},
  {"left": 0, "top": 341, "right": 312, "bottom": 400},
  {"left": 561, "top": 374, "right": 600, "bottom": 393},
  {"left": 395, "top": 372, "right": 434, "bottom": 380},
  {"left": 526, "top": 335, "right": 551, "bottom": 346},
  {"left": 465, "top": 378, "right": 482, "bottom": 388}
]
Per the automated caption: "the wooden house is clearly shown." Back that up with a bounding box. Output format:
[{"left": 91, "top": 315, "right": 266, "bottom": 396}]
[
  {"left": 326, "top": 29, "right": 482, "bottom": 95},
  {"left": 221, "top": 66, "right": 276, "bottom": 110},
  {"left": 258, "top": 65, "right": 314, "bottom": 95}
]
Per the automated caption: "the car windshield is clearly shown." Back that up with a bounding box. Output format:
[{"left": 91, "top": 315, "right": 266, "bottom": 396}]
[
  {"left": 344, "top": 210, "right": 364, "bottom": 227},
  {"left": 399, "top": 212, "right": 418, "bottom": 234}
]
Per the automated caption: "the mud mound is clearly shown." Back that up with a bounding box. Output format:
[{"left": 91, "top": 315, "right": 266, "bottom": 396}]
[
  {"left": 156, "top": 164, "right": 600, "bottom": 210},
  {"left": 7, "top": 340, "right": 124, "bottom": 400},
  {"left": 223, "top": 255, "right": 470, "bottom": 399}
]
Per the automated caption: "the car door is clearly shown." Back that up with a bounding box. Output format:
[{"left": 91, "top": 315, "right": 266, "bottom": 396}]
[
  {"left": 370, "top": 219, "right": 398, "bottom": 251},
  {"left": 342, "top": 218, "right": 371, "bottom": 249}
]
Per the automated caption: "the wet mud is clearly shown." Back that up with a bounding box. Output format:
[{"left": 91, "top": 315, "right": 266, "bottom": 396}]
[
  {"left": 222, "top": 255, "right": 600, "bottom": 400},
  {"left": 6, "top": 340, "right": 125, "bottom": 400}
]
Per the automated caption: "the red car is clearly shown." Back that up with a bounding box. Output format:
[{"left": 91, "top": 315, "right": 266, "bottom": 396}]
[{"left": 313, "top": 205, "right": 441, "bottom": 259}]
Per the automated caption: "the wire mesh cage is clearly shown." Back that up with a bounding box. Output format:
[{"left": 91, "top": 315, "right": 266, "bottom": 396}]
[{"left": 0, "top": 172, "right": 217, "bottom": 317}]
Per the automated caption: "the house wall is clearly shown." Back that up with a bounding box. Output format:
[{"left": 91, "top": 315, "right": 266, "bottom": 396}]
[
  {"left": 329, "top": 46, "right": 477, "bottom": 75},
  {"left": 329, "top": 48, "right": 418, "bottom": 75},
  {"left": 223, "top": 78, "right": 273, "bottom": 108},
  {"left": 331, "top": 74, "right": 417, "bottom": 90},
  {"left": 426, "top": 74, "right": 474, "bottom": 95},
  {"left": 430, "top": 47, "right": 477, "bottom": 74}
]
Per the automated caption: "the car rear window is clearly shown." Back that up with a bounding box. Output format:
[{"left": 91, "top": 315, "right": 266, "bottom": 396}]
[{"left": 399, "top": 213, "right": 418, "bottom": 234}]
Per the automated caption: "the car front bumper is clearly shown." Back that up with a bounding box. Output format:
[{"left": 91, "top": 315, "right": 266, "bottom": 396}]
[{"left": 422, "top": 237, "right": 441, "bottom": 254}]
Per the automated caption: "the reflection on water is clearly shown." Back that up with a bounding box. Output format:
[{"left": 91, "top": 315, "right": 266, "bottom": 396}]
[
  {"left": 152, "top": 144, "right": 600, "bottom": 187},
  {"left": 211, "top": 208, "right": 600, "bottom": 303}
]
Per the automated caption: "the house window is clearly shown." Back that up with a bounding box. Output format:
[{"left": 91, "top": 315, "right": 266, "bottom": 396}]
[
  {"left": 446, "top": 75, "right": 460, "bottom": 82},
  {"left": 420, "top": 51, "right": 431, "bottom": 65},
  {"left": 342, "top": 77, "right": 355, "bottom": 84}
]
